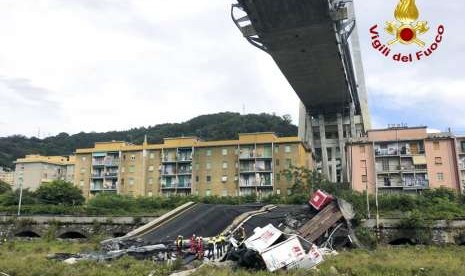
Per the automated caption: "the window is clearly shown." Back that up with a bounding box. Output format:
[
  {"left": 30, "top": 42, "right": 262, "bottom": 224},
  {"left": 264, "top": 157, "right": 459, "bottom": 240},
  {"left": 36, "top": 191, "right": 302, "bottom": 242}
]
[
  {"left": 274, "top": 145, "right": 279, "bottom": 153},
  {"left": 148, "top": 192, "right": 153, "bottom": 197},
  {"left": 275, "top": 159, "right": 280, "bottom": 166},
  {"left": 285, "top": 145, "right": 291, "bottom": 153},
  {"left": 121, "top": 167, "right": 125, "bottom": 173},
  {"left": 148, "top": 177, "right": 153, "bottom": 185},
  {"left": 276, "top": 189, "right": 281, "bottom": 195},
  {"left": 221, "top": 176, "right": 228, "bottom": 182},
  {"left": 435, "top": 157, "right": 442, "bottom": 164},
  {"left": 437, "top": 172, "right": 444, "bottom": 181},
  {"left": 235, "top": 162, "right": 238, "bottom": 168},
  {"left": 433, "top": 141, "right": 440, "bottom": 150},
  {"left": 361, "top": 160, "right": 367, "bottom": 168},
  {"left": 206, "top": 175, "right": 211, "bottom": 182},
  {"left": 276, "top": 173, "right": 281, "bottom": 181},
  {"left": 195, "top": 176, "right": 199, "bottom": 182},
  {"left": 81, "top": 157, "right": 86, "bottom": 162},
  {"left": 222, "top": 190, "right": 228, "bottom": 196},
  {"left": 206, "top": 149, "right": 212, "bottom": 156},
  {"left": 286, "top": 158, "right": 292, "bottom": 168},
  {"left": 148, "top": 165, "right": 154, "bottom": 172},
  {"left": 206, "top": 189, "right": 211, "bottom": 196},
  {"left": 222, "top": 161, "right": 228, "bottom": 169},
  {"left": 129, "top": 178, "right": 134, "bottom": 185},
  {"left": 149, "top": 152, "right": 155, "bottom": 159},
  {"left": 130, "top": 154, "right": 136, "bottom": 161},
  {"left": 362, "top": 175, "right": 368, "bottom": 182},
  {"left": 461, "top": 141, "right": 465, "bottom": 153},
  {"left": 195, "top": 163, "right": 199, "bottom": 170},
  {"left": 79, "top": 180, "right": 84, "bottom": 187},
  {"left": 359, "top": 145, "right": 365, "bottom": 153},
  {"left": 129, "top": 165, "right": 135, "bottom": 173},
  {"left": 80, "top": 168, "right": 85, "bottom": 174},
  {"left": 206, "top": 162, "right": 211, "bottom": 170},
  {"left": 287, "top": 189, "right": 292, "bottom": 195},
  {"left": 222, "top": 149, "right": 228, "bottom": 156}
]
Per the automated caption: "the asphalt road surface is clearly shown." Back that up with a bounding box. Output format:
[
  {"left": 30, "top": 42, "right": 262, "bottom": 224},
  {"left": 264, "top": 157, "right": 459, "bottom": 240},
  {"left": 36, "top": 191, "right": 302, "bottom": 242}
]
[{"left": 140, "top": 203, "right": 262, "bottom": 243}]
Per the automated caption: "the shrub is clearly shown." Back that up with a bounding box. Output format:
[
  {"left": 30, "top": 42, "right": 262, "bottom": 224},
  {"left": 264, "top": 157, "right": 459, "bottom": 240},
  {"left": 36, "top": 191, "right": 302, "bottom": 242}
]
[{"left": 36, "top": 180, "right": 85, "bottom": 206}]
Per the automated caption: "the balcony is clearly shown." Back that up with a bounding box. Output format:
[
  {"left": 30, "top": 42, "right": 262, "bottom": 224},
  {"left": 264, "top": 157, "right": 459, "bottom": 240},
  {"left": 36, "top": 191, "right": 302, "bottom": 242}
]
[
  {"left": 239, "top": 181, "right": 272, "bottom": 188},
  {"left": 161, "top": 170, "right": 176, "bottom": 176},
  {"left": 161, "top": 183, "right": 192, "bottom": 189},
  {"left": 91, "top": 173, "right": 104, "bottom": 178},
  {"left": 177, "top": 169, "right": 192, "bottom": 175},
  {"left": 92, "top": 160, "right": 105, "bottom": 166},
  {"left": 90, "top": 183, "right": 117, "bottom": 191},
  {"left": 104, "top": 160, "right": 120, "bottom": 167},
  {"left": 240, "top": 166, "right": 255, "bottom": 173},
  {"left": 104, "top": 172, "right": 118, "bottom": 178},
  {"left": 403, "top": 179, "right": 429, "bottom": 189},
  {"left": 376, "top": 165, "right": 401, "bottom": 173},
  {"left": 177, "top": 154, "right": 192, "bottom": 162},
  {"left": 162, "top": 157, "right": 177, "bottom": 163},
  {"left": 375, "top": 148, "right": 398, "bottom": 156}
]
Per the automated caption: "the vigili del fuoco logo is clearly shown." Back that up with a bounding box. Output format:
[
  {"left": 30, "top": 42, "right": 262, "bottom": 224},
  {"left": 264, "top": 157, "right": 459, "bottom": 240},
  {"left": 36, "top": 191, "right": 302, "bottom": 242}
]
[{"left": 369, "top": 0, "right": 444, "bottom": 63}]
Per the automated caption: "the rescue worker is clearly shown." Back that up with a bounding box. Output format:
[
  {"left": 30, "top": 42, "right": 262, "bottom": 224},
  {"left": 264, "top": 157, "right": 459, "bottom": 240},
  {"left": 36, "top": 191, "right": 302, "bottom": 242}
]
[
  {"left": 207, "top": 237, "right": 215, "bottom": 260},
  {"left": 196, "top": 236, "right": 204, "bottom": 259},
  {"left": 219, "top": 233, "right": 226, "bottom": 255},
  {"left": 190, "top": 234, "right": 197, "bottom": 254},
  {"left": 238, "top": 226, "right": 246, "bottom": 243},
  {"left": 175, "top": 235, "right": 183, "bottom": 257},
  {"left": 215, "top": 235, "right": 222, "bottom": 259}
]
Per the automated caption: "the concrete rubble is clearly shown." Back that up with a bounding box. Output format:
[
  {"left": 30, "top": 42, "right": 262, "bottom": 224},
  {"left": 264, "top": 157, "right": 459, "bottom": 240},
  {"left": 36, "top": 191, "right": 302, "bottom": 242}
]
[{"left": 51, "top": 190, "right": 359, "bottom": 272}]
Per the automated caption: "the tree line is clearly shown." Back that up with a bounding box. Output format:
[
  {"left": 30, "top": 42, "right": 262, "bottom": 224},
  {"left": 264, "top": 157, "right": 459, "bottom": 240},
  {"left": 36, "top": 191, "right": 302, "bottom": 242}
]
[{"left": 0, "top": 112, "right": 297, "bottom": 169}]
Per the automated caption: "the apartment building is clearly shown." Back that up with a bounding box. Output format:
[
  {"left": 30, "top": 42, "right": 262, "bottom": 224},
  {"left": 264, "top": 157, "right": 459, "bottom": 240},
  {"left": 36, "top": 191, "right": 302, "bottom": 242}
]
[
  {"left": 455, "top": 136, "right": 465, "bottom": 192},
  {"left": 13, "top": 155, "right": 75, "bottom": 191},
  {"left": 0, "top": 167, "right": 14, "bottom": 185},
  {"left": 347, "top": 127, "right": 461, "bottom": 194},
  {"left": 74, "top": 133, "right": 313, "bottom": 198}
]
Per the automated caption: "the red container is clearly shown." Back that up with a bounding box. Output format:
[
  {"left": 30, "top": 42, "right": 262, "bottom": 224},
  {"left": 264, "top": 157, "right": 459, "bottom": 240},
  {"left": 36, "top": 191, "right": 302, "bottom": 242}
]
[{"left": 309, "top": 190, "right": 334, "bottom": 210}]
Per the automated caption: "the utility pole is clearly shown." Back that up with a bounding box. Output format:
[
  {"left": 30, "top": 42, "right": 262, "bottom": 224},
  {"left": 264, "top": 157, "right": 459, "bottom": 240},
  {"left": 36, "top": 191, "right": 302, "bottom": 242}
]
[
  {"left": 365, "top": 166, "right": 370, "bottom": 219},
  {"left": 17, "top": 180, "right": 23, "bottom": 216}
]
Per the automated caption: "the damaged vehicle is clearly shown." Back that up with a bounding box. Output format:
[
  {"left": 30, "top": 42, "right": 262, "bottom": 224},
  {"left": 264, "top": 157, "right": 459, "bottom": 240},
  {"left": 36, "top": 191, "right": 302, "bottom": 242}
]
[{"left": 52, "top": 190, "right": 360, "bottom": 272}]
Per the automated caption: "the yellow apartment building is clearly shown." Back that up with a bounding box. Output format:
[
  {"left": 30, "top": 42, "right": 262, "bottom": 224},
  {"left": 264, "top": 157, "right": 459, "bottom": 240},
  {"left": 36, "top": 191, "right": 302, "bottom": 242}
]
[
  {"left": 74, "top": 132, "right": 313, "bottom": 198},
  {"left": 0, "top": 167, "right": 14, "bottom": 186},
  {"left": 14, "top": 155, "right": 75, "bottom": 191}
]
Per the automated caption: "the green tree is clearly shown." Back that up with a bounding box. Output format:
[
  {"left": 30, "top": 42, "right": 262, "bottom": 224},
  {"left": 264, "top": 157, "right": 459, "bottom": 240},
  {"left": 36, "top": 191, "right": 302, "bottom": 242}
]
[
  {"left": 0, "top": 188, "right": 37, "bottom": 206},
  {"left": 0, "top": 179, "right": 12, "bottom": 194},
  {"left": 282, "top": 166, "right": 332, "bottom": 195},
  {"left": 35, "top": 180, "right": 84, "bottom": 206}
]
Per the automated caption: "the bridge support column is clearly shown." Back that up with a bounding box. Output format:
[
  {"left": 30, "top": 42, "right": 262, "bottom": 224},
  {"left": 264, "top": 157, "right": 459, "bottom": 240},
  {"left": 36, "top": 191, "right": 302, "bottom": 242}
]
[
  {"left": 337, "top": 113, "right": 347, "bottom": 182},
  {"left": 350, "top": 103, "right": 356, "bottom": 137},
  {"left": 330, "top": 146, "right": 337, "bottom": 183},
  {"left": 319, "top": 114, "right": 330, "bottom": 177}
]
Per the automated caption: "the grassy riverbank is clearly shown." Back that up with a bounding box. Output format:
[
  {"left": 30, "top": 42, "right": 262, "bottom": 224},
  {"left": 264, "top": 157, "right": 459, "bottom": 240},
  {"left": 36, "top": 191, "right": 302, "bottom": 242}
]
[{"left": 1, "top": 240, "right": 465, "bottom": 276}]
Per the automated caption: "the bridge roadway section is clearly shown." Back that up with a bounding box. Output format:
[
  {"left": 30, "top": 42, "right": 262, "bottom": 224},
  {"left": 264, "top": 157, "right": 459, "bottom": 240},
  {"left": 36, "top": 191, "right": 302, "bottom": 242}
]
[
  {"left": 138, "top": 203, "right": 262, "bottom": 244},
  {"left": 135, "top": 203, "right": 313, "bottom": 244}
]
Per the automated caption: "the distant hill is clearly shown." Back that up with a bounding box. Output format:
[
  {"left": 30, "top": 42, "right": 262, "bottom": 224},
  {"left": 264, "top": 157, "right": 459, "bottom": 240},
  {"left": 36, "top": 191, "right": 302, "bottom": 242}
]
[{"left": 0, "top": 112, "right": 297, "bottom": 168}]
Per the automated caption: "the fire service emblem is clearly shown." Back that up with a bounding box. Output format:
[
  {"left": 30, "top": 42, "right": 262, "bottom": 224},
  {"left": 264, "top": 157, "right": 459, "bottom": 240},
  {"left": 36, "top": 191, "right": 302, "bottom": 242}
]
[{"left": 369, "top": 0, "right": 444, "bottom": 63}]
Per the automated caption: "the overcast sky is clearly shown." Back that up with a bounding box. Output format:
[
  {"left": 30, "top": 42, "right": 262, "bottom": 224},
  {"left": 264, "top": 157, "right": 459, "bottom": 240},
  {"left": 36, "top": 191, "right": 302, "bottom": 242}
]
[{"left": 0, "top": 0, "right": 463, "bottom": 137}]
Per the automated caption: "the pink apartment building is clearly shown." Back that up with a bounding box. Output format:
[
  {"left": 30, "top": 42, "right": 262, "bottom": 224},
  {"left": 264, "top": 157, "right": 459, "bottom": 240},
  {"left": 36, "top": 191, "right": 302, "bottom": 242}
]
[{"left": 346, "top": 127, "right": 462, "bottom": 194}]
